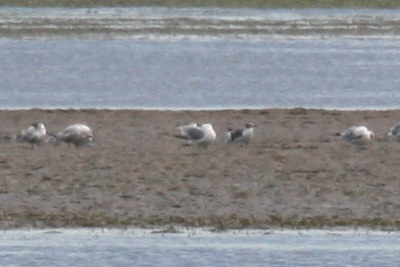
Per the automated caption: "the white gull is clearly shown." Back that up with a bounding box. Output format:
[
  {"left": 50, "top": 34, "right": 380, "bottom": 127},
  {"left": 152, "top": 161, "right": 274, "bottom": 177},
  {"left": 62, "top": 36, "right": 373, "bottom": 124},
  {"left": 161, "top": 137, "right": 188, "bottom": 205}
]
[
  {"left": 338, "top": 126, "right": 374, "bottom": 144},
  {"left": 17, "top": 121, "right": 47, "bottom": 147},
  {"left": 175, "top": 123, "right": 216, "bottom": 147},
  {"left": 50, "top": 123, "right": 93, "bottom": 147}
]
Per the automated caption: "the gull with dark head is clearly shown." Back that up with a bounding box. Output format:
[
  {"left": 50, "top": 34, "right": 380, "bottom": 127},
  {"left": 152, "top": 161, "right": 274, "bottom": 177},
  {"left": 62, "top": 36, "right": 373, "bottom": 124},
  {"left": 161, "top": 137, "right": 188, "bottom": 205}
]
[
  {"left": 16, "top": 121, "right": 47, "bottom": 147},
  {"left": 175, "top": 123, "right": 216, "bottom": 147},
  {"left": 224, "top": 123, "right": 256, "bottom": 145},
  {"left": 50, "top": 123, "right": 93, "bottom": 147},
  {"left": 337, "top": 126, "right": 374, "bottom": 144}
]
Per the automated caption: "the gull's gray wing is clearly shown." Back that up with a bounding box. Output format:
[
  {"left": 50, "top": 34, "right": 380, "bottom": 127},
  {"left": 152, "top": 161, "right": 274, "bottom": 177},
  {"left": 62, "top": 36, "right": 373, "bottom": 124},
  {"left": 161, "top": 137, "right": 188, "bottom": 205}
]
[
  {"left": 185, "top": 127, "right": 205, "bottom": 140},
  {"left": 23, "top": 127, "right": 39, "bottom": 142},
  {"left": 341, "top": 127, "right": 361, "bottom": 141},
  {"left": 390, "top": 124, "right": 400, "bottom": 136},
  {"left": 230, "top": 129, "right": 244, "bottom": 141}
]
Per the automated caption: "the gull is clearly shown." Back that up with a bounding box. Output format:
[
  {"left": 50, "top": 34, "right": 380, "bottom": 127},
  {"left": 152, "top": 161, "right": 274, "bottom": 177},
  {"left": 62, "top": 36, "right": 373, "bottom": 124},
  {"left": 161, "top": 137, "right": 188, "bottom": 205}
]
[
  {"left": 175, "top": 123, "right": 216, "bottom": 147},
  {"left": 337, "top": 126, "right": 374, "bottom": 144},
  {"left": 49, "top": 124, "right": 93, "bottom": 147},
  {"left": 177, "top": 122, "right": 198, "bottom": 138},
  {"left": 388, "top": 124, "right": 400, "bottom": 140},
  {"left": 16, "top": 121, "right": 47, "bottom": 147},
  {"left": 224, "top": 123, "right": 256, "bottom": 145}
]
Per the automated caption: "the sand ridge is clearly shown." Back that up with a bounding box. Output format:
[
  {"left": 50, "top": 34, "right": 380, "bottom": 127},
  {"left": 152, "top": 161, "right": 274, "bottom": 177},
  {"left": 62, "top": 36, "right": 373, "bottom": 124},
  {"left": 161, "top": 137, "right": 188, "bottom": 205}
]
[{"left": 0, "top": 108, "right": 400, "bottom": 229}]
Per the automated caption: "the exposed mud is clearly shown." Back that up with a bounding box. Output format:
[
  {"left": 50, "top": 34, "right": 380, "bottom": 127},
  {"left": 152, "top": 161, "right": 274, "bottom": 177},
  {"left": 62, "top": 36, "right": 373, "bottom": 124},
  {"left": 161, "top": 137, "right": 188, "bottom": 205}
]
[{"left": 1, "top": 109, "right": 400, "bottom": 230}]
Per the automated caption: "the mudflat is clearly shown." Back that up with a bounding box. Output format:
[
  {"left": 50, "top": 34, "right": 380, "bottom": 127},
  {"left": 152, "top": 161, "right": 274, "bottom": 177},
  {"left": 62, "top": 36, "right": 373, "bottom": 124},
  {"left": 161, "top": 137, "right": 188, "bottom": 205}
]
[
  {"left": 1, "top": 108, "right": 400, "bottom": 230},
  {"left": 1, "top": 0, "right": 398, "bottom": 8}
]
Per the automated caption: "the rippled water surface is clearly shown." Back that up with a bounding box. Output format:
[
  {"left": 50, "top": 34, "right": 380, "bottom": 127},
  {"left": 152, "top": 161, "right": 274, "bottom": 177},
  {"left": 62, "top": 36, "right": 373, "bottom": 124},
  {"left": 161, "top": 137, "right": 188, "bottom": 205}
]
[
  {"left": 1, "top": 38, "right": 400, "bottom": 110},
  {"left": 2, "top": 228, "right": 400, "bottom": 266},
  {"left": 1, "top": 7, "right": 400, "bottom": 110}
]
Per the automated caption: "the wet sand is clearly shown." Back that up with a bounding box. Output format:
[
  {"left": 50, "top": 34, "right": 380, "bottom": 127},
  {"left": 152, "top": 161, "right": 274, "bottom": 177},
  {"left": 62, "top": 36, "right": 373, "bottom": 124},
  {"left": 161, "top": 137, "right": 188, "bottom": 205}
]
[
  {"left": 1, "top": 108, "right": 400, "bottom": 230},
  {"left": 1, "top": 0, "right": 399, "bottom": 9},
  {"left": 2, "top": 8, "right": 400, "bottom": 40}
]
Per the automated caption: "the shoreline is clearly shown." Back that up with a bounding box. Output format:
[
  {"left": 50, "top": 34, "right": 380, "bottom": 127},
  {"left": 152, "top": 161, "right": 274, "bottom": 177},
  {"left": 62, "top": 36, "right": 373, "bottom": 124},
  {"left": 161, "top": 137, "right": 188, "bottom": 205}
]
[
  {"left": 4, "top": 226, "right": 400, "bottom": 235},
  {"left": 1, "top": 0, "right": 399, "bottom": 9},
  {"left": 2, "top": 107, "right": 400, "bottom": 111},
  {"left": 2, "top": 7, "right": 400, "bottom": 40},
  {"left": 1, "top": 108, "right": 400, "bottom": 230}
]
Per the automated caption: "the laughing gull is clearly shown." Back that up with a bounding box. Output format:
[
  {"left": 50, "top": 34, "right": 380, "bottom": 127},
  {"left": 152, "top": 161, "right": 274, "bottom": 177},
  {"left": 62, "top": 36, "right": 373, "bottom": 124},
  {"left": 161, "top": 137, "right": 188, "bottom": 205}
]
[
  {"left": 224, "top": 123, "right": 256, "bottom": 145},
  {"left": 388, "top": 124, "right": 400, "bottom": 140},
  {"left": 337, "top": 126, "right": 374, "bottom": 144},
  {"left": 16, "top": 121, "right": 47, "bottom": 147},
  {"left": 49, "top": 124, "right": 93, "bottom": 147},
  {"left": 175, "top": 123, "right": 216, "bottom": 147}
]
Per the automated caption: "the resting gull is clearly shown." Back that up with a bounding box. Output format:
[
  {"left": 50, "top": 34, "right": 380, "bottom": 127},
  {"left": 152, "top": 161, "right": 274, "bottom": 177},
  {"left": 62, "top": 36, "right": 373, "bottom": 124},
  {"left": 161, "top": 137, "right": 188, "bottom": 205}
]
[
  {"left": 224, "top": 123, "right": 256, "bottom": 145},
  {"left": 388, "top": 123, "right": 400, "bottom": 140},
  {"left": 175, "top": 123, "right": 216, "bottom": 147},
  {"left": 50, "top": 123, "right": 93, "bottom": 147},
  {"left": 337, "top": 126, "right": 374, "bottom": 143},
  {"left": 16, "top": 121, "right": 47, "bottom": 147},
  {"left": 177, "top": 122, "right": 198, "bottom": 138}
]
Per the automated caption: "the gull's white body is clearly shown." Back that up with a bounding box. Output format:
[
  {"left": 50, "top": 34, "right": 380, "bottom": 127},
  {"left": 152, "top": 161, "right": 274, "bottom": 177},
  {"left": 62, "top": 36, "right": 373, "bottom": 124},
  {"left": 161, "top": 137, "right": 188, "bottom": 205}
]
[
  {"left": 176, "top": 123, "right": 216, "bottom": 147},
  {"left": 52, "top": 124, "right": 93, "bottom": 147},
  {"left": 17, "top": 122, "right": 47, "bottom": 147},
  {"left": 339, "top": 126, "right": 374, "bottom": 143}
]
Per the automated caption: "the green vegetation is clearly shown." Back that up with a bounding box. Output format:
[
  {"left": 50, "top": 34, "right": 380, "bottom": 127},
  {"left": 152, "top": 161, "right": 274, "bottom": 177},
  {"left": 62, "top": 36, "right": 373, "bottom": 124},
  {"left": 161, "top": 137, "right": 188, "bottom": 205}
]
[{"left": 0, "top": 0, "right": 398, "bottom": 8}]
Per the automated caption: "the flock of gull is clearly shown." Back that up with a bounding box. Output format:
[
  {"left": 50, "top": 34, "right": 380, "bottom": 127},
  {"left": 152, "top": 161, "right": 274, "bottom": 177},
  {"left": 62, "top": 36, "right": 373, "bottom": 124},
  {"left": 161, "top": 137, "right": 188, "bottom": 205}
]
[
  {"left": 11, "top": 120, "right": 256, "bottom": 148},
  {"left": 173, "top": 122, "right": 400, "bottom": 147},
  {"left": 11, "top": 122, "right": 93, "bottom": 148},
  {"left": 10, "top": 120, "right": 400, "bottom": 149}
]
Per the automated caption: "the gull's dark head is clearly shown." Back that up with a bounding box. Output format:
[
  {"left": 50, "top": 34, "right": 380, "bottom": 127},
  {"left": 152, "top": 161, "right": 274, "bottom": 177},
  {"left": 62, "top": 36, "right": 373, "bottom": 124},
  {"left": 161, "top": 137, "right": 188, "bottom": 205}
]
[{"left": 245, "top": 123, "right": 256, "bottom": 128}]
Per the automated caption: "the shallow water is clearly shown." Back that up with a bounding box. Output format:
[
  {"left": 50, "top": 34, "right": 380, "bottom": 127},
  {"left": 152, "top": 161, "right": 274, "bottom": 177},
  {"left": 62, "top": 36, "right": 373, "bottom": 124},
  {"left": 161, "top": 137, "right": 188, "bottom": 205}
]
[
  {"left": 1, "top": 7, "right": 400, "bottom": 110},
  {"left": 2, "top": 228, "right": 400, "bottom": 266},
  {"left": 2, "top": 38, "right": 400, "bottom": 110}
]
